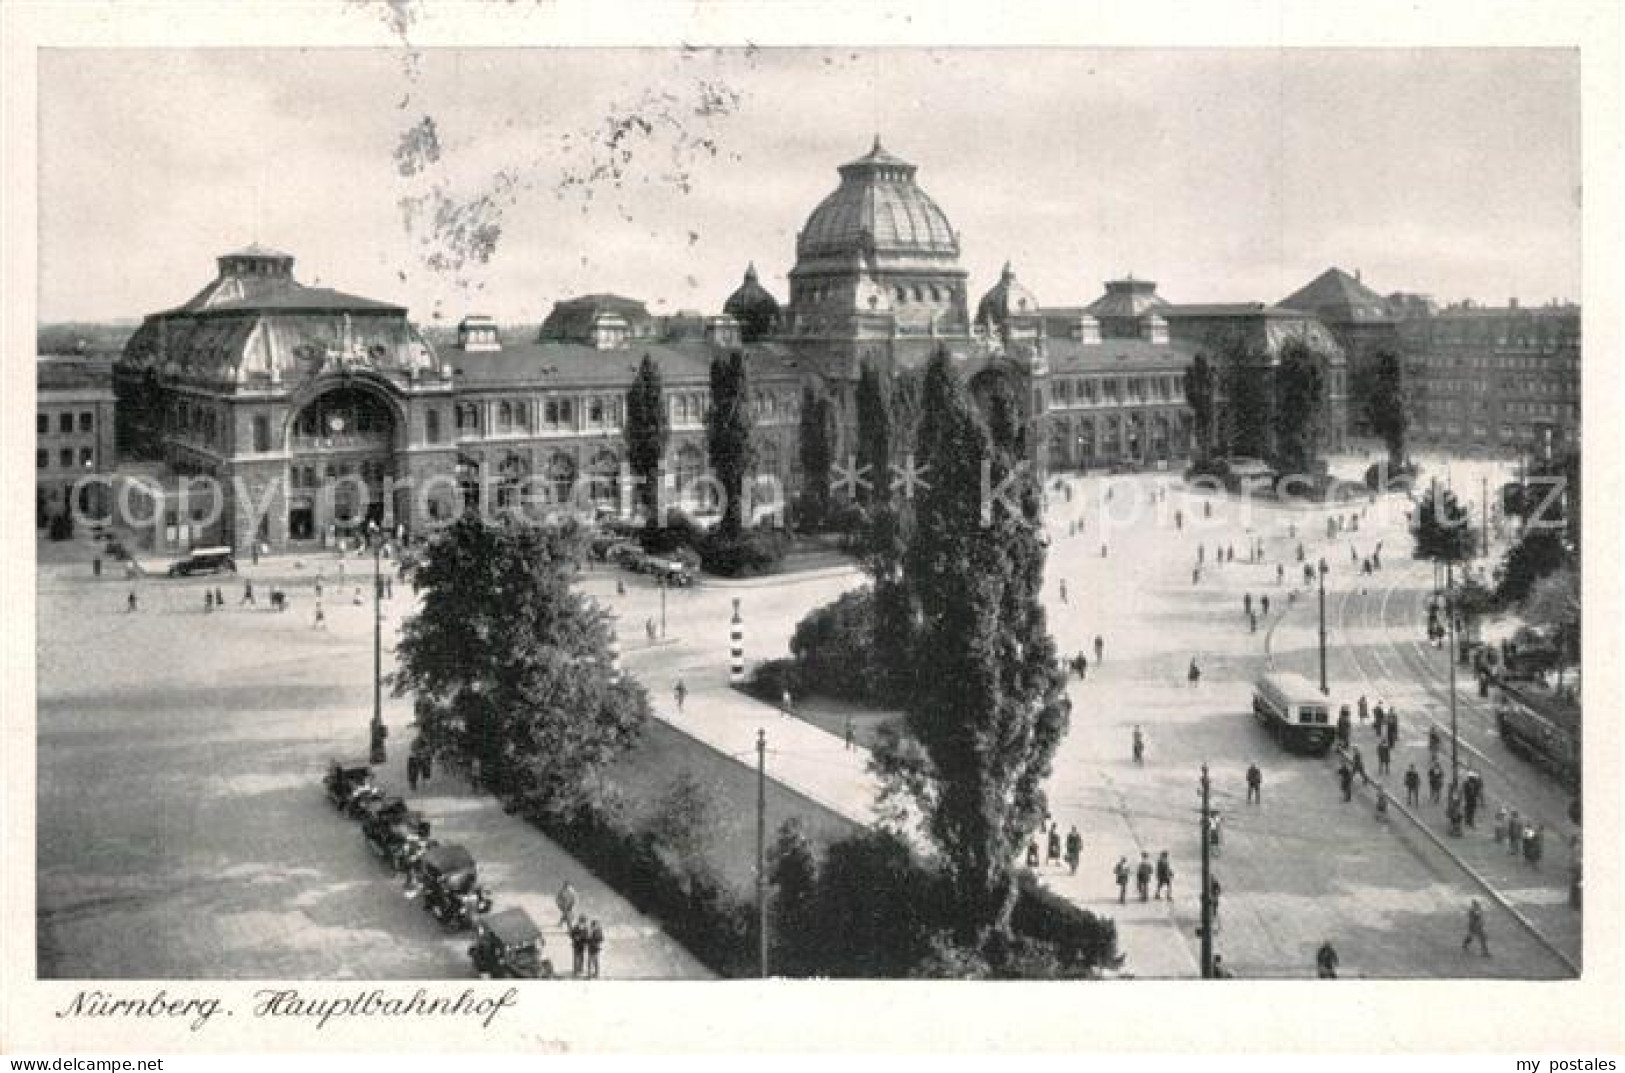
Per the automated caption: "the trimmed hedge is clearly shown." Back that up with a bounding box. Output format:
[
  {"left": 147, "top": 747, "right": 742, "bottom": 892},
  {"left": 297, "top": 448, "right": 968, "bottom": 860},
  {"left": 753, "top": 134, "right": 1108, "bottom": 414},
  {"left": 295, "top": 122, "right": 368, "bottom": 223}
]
[
  {"left": 700, "top": 527, "right": 791, "bottom": 577},
  {"left": 525, "top": 796, "right": 757, "bottom": 977}
]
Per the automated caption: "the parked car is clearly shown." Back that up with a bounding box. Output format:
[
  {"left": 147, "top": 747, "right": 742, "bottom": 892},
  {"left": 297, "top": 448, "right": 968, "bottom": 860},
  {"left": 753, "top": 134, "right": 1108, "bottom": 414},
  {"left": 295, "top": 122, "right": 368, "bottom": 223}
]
[
  {"left": 469, "top": 907, "right": 553, "bottom": 979},
  {"left": 166, "top": 546, "right": 237, "bottom": 577}
]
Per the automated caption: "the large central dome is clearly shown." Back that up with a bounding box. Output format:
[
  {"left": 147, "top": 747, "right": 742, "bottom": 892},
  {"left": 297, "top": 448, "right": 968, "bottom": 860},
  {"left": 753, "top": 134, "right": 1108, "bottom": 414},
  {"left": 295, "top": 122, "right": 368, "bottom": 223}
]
[{"left": 796, "top": 138, "right": 959, "bottom": 261}]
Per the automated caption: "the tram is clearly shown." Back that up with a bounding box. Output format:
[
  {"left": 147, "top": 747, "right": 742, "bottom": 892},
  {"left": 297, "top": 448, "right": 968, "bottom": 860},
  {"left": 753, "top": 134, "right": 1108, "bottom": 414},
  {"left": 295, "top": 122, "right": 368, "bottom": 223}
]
[{"left": 1251, "top": 671, "right": 1336, "bottom": 755}]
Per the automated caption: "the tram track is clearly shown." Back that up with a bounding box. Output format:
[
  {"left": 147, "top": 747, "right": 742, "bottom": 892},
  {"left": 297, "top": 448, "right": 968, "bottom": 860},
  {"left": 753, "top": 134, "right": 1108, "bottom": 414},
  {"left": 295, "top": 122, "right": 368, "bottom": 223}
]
[{"left": 1325, "top": 565, "right": 1579, "bottom": 974}]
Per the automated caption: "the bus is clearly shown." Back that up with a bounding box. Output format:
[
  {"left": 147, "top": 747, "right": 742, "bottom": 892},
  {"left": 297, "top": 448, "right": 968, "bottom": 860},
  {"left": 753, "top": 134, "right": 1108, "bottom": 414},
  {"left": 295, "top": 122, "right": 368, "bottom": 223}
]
[{"left": 1252, "top": 671, "right": 1335, "bottom": 755}]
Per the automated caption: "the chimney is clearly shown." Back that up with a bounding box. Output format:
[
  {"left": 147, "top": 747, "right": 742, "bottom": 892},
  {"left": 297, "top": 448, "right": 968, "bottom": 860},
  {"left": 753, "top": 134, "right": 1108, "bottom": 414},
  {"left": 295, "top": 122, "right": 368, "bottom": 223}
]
[{"left": 458, "top": 315, "right": 501, "bottom": 352}]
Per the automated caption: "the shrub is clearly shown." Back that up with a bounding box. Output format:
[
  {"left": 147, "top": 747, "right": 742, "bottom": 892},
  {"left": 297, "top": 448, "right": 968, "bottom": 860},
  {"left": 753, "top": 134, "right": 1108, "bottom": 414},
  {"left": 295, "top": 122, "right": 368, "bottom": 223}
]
[
  {"left": 743, "top": 658, "right": 801, "bottom": 705},
  {"left": 1009, "top": 871, "right": 1121, "bottom": 976},
  {"left": 642, "top": 510, "right": 705, "bottom": 557},
  {"left": 789, "top": 588, "right": 882, "bottom": 702},
  {"left": 700, "top": 526, "right": 790, "bottom": 577}
]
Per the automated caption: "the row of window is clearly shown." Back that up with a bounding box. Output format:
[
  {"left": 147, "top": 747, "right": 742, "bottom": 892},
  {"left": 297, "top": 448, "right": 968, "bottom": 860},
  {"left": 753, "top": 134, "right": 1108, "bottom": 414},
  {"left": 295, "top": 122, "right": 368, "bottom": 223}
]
[
  {"left": 37, "top": 411, "right": 95, "bottom": 436},
  {"left": 1404, "top": 322, "right": 1579, "bottom": 348},
  {"left": 796, "top": 282, "right": 962, "bottom": 306},
  {"left": 1419, "top": 422, "right": 1571, "bottom": 444},
  {"left": 36, "top": 446, "right": 95, "bottom": 470},
  {"left": 1048, "top": 374, "right": 1184, "bottom": 408}
]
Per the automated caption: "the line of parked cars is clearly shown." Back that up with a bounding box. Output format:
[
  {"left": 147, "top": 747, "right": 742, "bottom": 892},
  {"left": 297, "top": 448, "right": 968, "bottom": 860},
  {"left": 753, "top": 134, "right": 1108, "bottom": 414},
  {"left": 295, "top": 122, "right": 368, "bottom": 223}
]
[
  {"left": 588, "top": 527, "right": 696, "bottom": 586},
  {"left": 321, "top": 760, "right": 553, "bottom": 979}
]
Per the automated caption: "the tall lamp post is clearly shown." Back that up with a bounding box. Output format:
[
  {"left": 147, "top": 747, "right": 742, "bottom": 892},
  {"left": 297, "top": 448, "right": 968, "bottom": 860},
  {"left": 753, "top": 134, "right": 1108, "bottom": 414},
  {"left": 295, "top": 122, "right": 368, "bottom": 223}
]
[
  {"left": 367, "top": 520, "right": 387, "bottom": 764},
  {"left": 1198, "top": 764, "right": 1214, "bottom": 978},
  {"left": 1317, "top": 557, "right": 1329, "bottom": 695},
  {"left": 1445, "top": 561, "right": 1459, "bottom": 796}
]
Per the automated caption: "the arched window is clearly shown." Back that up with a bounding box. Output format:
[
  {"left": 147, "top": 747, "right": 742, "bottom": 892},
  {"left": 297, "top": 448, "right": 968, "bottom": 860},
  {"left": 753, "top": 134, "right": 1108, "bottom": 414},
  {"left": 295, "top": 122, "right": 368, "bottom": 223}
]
[
  {"left": 513, "top": 401, "right": 528, "bottom": 430},
  {"left": 498, "top": 401, "right": 513, "bottom": 433},
  {"left": 588, "top": 449, "right": 620, "bottom": 508},
  {"left": 547, "top": 452, "right": 578, "bottom": 506}
]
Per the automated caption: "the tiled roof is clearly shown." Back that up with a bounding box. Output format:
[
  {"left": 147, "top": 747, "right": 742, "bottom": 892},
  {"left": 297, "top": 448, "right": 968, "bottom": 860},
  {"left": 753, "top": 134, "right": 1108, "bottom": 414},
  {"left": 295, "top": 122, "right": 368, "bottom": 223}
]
[
  {"left": 194, "top": 287, "right": 404, "bottom": 314},
  {"left": 1163, "top": 302, "right": 1307, "bottom": 319},
  {"left": 454, "top": 341, "right": 804, "bottom": 389},
  {"left": 1279, "top": 268, "right": 1393, "bottom": 323}
]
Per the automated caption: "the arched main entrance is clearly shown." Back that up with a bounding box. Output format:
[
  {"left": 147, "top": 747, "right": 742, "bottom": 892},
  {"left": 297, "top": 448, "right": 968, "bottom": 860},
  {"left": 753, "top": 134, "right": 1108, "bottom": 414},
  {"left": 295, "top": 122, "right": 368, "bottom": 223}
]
[{"left": 287, "top": 383, "right": 401, "bottom": 543}]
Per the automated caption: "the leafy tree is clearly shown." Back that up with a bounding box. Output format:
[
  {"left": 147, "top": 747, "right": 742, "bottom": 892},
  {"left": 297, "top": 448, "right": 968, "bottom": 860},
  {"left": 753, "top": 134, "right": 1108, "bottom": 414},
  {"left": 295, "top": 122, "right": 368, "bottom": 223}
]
[
  {"left": 1182, "top": 353, "right": 1218, "bottom": 462},
  {"left": 706, "top": 351, "right": 755, "bottom": 537},
  {"left": 646, "top": 770, "right": 718, "bottom": 881},
  {"left": 1412, "top": 484, "right": 1477, "bottom": 566},
  {"left": 1364, "top": 349, "right": 1409, "bottom": 468},
  {"left": 1215, "top": 332, "right": 1271, "bottom": 459},
  {"left": 789, "top": 587, "right": 882, "bottom": 701},
  {"left": 765, "top": 818, "right": 821, "bottom": 976},
  {"left": 1523, "top": 568, "right": 1580, "bottom": 686},
  {"left": 855, "top": 362, "right": 891, "bottom": 506},
  {"left": 624, "top": 354, "right": 669, "bottom": 528},
  {"left": 879, "top": 350, "right": 1070, "bottom": 947},
  {"left": 797, "top": 384, "right": 836, "bottom": 528},
  {"left": 1495, "top": 528, "right": 1568, "bottom": 605},
  {"left": 395, "top": 515, "right": 649, "bottom": 805},
  {"left": 1273, "top": 338, "right": 1326, "bottom": 474}
]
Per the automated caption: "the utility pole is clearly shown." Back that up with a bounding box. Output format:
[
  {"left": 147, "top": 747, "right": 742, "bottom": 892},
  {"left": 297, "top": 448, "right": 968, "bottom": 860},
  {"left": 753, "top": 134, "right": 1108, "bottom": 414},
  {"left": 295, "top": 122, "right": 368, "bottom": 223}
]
[
  {"left": 1482, "top": 474, "right": 1490, "bottom": 558},
  {"left": 1317, "top": 557, "right": 1328, "bottom": 695},
  {"left": 369, "top": 522, "right": 386, "bottom": 764},
  {"left": 756, "top": 727, "right": 768, "bottom": 979},
  {"left": 1446, "top": 561, "right": 1460, "bottom": 794},
  {"left": 1199, "top": 764, "right": 1214, "bottom": 978}
]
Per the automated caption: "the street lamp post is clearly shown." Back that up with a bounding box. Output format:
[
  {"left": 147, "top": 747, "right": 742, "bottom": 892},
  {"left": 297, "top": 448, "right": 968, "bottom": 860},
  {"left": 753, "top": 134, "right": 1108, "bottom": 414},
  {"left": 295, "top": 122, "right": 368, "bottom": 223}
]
[
  {"left": 1446, "top": 561, "right": 1459, "bottom": 795},
  {"left": 1317, "top": 557, "right": 1329, "bottom": 695},
  {"left": 1198, "top": 764, "right": 1214, "bottom": 978},
  {"left": 368, "top": 521, "right": 386, "bottom": 764}
]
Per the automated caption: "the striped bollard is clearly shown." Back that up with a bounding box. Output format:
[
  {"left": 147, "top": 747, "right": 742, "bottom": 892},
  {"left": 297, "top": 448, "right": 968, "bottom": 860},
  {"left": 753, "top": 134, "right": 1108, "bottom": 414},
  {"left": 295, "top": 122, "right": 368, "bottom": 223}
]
[
  {"left": 606, "top": 610, "right": 620, "bottom": 673},
  {"left": 730, "top": 597, "right": 744, "bottom": 684}
]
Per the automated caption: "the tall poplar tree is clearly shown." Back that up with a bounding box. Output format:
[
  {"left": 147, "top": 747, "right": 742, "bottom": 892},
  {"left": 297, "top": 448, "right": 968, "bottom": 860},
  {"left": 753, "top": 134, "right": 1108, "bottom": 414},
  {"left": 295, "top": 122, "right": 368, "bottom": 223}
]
[
  {"left": 798, "top": 384, "right": 836, "bottom": 528},
  {"left": 1183, "top": 353, "right": 1217, "bottom": 462},
  {"left": 855, "top": 363, "right": 891, "bottom": 506},
  {"left": 624, "top": 354, "right": 669, "bottom": 528},
  {"left": 707, "top": 350, "right": 755, "bottom": 537},
  {"left": 880, "top": 350, "right": 1070, "bottom": 946}
]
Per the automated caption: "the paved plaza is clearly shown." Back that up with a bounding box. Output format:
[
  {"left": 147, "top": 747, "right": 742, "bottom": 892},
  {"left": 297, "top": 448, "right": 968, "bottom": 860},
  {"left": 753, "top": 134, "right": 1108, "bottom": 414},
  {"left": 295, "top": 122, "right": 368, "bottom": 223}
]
[{"left": 36, "top": 451, "right": 1579, "bottom": 979}]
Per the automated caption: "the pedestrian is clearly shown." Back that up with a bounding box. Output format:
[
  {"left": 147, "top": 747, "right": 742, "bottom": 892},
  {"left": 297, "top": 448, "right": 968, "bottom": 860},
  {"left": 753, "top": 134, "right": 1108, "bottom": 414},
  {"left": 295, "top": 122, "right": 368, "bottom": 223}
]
[
  {"left": 1336, "top": 708, "right": 1351, "bottom": 749},
  {"left": 1212, "top": 954, "right": 1233, "bottom": 979},
  {"left": 1260, "top": 595, "right": 1270, "bottom": 616},
  {"left": 1204, "top": 501, "right": 1212, "bottom": 519},
  {"left": 93, "top": 555, "right": 103, "bottom": 578},
  {"left": 1101, "top": 543, "right": 1108, "bottom": 559},
  {"left": 1248, "top": 610, "right": 1257, "bottom": 634},
  {"left": 1276, "top": 563, "right": 1284, "bottom": 585},
  {"left": 1206, "top": 812, "right": 1223, "bottom": 857},
  {"left": 673, "top": 678, "right": 687, "bottom": 713},
  {"left": 1154, "top": 850, "right": 1174, "bottom": 900},
  {"left": 315, "top": 575, "right": 324, "bottom": 598},
  {"left": 1131, "top": 725, "right": 1145, "bottom": 765},
  {"left": 1376, "top": 738, "right": 1391, "bottom": 775},
  {"left": 1316, "top": 940, "right": 1340, "bottom": 979},
  {"left": 1523, "top": 824, "right": 1543, "bottom": 869},
  {"left": 1135, "top": 853, "right": 1152, "bottom": 902},
  {"left": 616, "top": 579, "right": 626, "bottom": 597},
  {"left": 407, "top": 754, "right": 420, "bottom": 792},
  {"left": 1207, "top": 875, "right": 1222, "bottom": 929},
  {"left": 1506, "top": 809, "right": 1522, "bottom": 856},
  {"left": 1462, "top": 771, "right": 1482, "bottom": 828},
  {"left": 1075, "top": 652, "right": 1089, "bottom": 680},
  {"left": 1372, "top": 702, "right": 1386, "bottom": 738},
  {"left": 1428, "top": 761, "right": 1444, "bottom": 804},
  {"left": 1245, "top": 762, "right": 1262, "bottom": 805},
  {"left": 418, "top": 747, "right": 433, "bottom": 784},
  {"left": 569, "top": 919, "right": 587, "bottom": 977},
  {"left": 1243, "top": 593, "right": 1253, "bottom": 618},
  {"left": 1198, "top": 543, "right": 1205, "bottom": 565},
  {"left": 127, "top": 589, "right": 138, "bottom": 613},
  {"left": 1493, "top": 805, "right": 1509, "bottom": 844},
  {"left": 1404, "top": 764, "right": 1421, "bottom": 806},
  {"left": 1047, "top": 824, "right": 1062, "bottom": 868},
  {"left": 1059, "top": 579, "right": 1068, "bottom": 604},
  {"left": 1350, "top": 746, "right": 1367, "bottom": 785},
  {"left": 241, "top": 580, "right": 255, "bottom": 606},
  {"left": 556, "top": 879, "right": 579, "bottom": 928},
  {"left": 1094, "top": 635, "right": 1104, "bottom": 662},
  {"left": 1175, "top": 509, "right": 1183, "bottom": 530},
  {"left": 1386, "top": 711, "right": 1401, "bottom": 750},
  {"left": 313, "top": 600, "right": 325, "bottom": 628},
  {"left": 1065, "top": 826, "right": 1083, "bottom": 875},
  {"left": 844, "top": 717, "right": 854, "bottom": 751},
  {"left": 215, "top": 586, "right": 225, "bottom": 609},
  {"left": 646, "top": 617, "right": 657, "bottom": 643},
  {"left": 1462, "top": 899, "right": 1490, "bottom": 956},
  {"left": 1357, "top": 695, "right": 1369, "bottom": 723},
  {"left": 385, "top": 576, "right": 394, "bottom": 599},
  {"left": 1428, "top": 725, "right": 1442, "bottom": 759},
  {"left": 1374, "top": 783, "right": 1389, "bottom": 823},
  {"left": 781, "top": 687, "right": 793, "bottom": 718},
  {"left": 1187, "top": 657, "right": 1201, "bottom": 687},
  {"left": 1192, "top": 565, "right": 1202, "bottom": 586},
  {"left": 1026, "top": 838, "right": 1041, "bottom": 869},
  {"left": 204, "top": 589, "right": 214, "bottom": 614}
]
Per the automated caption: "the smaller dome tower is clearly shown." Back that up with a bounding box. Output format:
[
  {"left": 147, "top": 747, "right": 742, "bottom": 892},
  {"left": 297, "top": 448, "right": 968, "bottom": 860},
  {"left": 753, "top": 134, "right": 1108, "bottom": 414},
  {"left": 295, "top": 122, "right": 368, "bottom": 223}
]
[{"left": 722, "top": 263, "right": 781, "bottom": 342}]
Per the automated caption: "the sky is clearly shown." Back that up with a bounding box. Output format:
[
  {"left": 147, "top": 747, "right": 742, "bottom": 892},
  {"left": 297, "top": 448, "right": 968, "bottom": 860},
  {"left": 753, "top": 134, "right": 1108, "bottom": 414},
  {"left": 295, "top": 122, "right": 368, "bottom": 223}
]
[{"left": 38, "top": 47, "right": 1581, "bottom": 324}]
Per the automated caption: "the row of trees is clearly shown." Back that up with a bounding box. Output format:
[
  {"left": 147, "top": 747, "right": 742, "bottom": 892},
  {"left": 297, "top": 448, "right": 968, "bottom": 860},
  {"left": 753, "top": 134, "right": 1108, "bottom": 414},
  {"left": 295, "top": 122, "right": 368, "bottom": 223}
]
[{"left": 1182, "top": 334, "right": 1351, "bottom": 477}]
